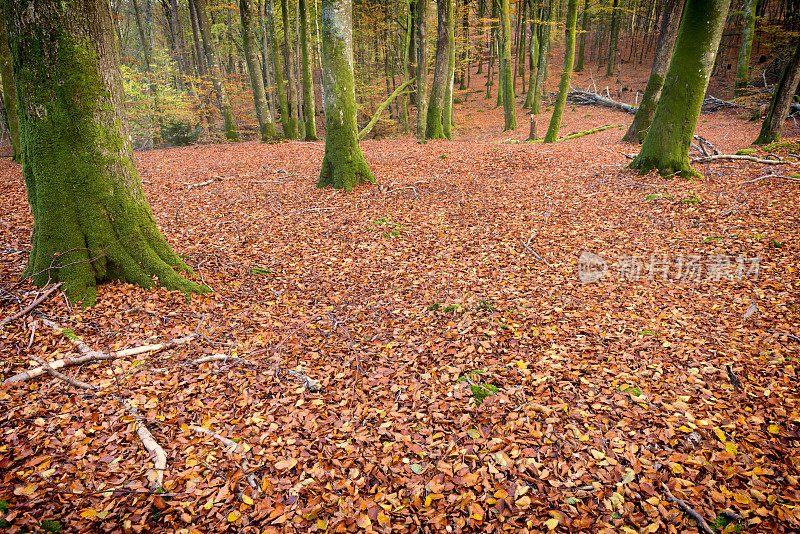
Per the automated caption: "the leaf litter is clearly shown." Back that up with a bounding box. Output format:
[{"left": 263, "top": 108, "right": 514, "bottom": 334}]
[{"left": 1, "top": 87, "right": 799, "bottom": 534}]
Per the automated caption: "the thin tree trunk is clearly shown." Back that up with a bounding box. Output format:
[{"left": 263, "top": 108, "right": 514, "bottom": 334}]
[
  {"left": 408, "top": 0, "right": 418, "bottom": 104},
  {"left": 241, "top": 0, "right": 277, "bottom": 140},
  {"left": 500, "top": 0, "right": 516, "bottom": 129},
  {"left": 523, "top": 0, "right": 538, "bottom": 109},
  {"left": 754, "top": 39, "right": 800, "bottom": 145},
  {"left": 191, "top": 0, "right": 239, "bottom": 140},
  {"left": 476, "top": 0, "right": 485, "bottom": 74},
  {"left": 6, "top": 0, "right": 207, "bottom": 303},
  {"left": 622, "top": 0, "right": 684, "bottom": 143},
  {"left": 735, "top": 0, "right": 757, "bottom": 93},
  {"left": 544, "top": 0, "right": 579, "bottom": 141},
  {"left": 0, "top": 8, "right": 20, "bottom": 162},
  {"left": 444, "top": 0, "right": 457, "bottom": 137},
  {"left": 281, "top": 0, "right": 300, "bottom": 138},
  {"left": 299, "top": 0, "right": 318, "bottom": 139},
  {"left": 606, "top": 0, "right": 620, "bottom": 77},
  {"left": 427, "top": 0, "right": 454, "bottom": 138},
  {"left": 318, "top": 0, "right": 375, "bottom": 190},
  {"left": 532, "top": 0, "right": 552, "bottom": 114},
  {"left": 416, "top": 0, "right": 430, "bottom": 139},
  {"left": 630, "top": 0, "right": 733, "bottom": 177},
  {"left": 575, "top": 0, "right": 590, "bottom": 72},
  {"left": 265, "top": 0, "right": 291, "bottom": 136}
]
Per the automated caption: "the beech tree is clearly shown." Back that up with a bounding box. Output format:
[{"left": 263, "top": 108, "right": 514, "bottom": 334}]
[
  {"left": 415, "top": 0, "right": 430, "bottom": 139},
  {"left": 544, "top": 0, "right": 579, "bottom": 142},
  {"left": 240, "top": 0, "right": 278, "bottom": 141},
  {"left": 0, "top": 6, "right": 19, "bottom": 162},
  {"left": 317, "top": 0, "right": 376, "bottom": 190},
  {"left": 735, "top": 0, "right": 758, "bottom": 94},
  {"left": 427, "top": 0, "right": 454, "bottom": 139},
  {"left": 6, "top": 0, "right": 208, "bottom": 304},
  {"left": 622, "top": 0, "right": 684, "bottom": 143},
  {"left": 754, "top": 40, "right": 800, "bottom": 145},
  {"left": 499, "top": 0, "right": 516, "bottom": 130},
  {"left": 629, "top": 0, "right": 731, "bottom": 177},
  {"left": 299, "top": 0, "right": 319, "bottom": 140}
]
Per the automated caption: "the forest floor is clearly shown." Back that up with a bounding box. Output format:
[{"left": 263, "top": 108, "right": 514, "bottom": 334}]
[{"left": 1, "top": 58, "right": 799, "bottom": 534}]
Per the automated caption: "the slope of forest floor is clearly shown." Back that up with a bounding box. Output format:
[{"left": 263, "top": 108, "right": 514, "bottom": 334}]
[{"left": 1, "top": 64, "right": 800, "bottom": 534}]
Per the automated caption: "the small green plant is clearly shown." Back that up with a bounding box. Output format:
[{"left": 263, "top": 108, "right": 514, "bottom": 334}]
[
  {"left": 443, "top": 304, "right": 463, "bottom": 313},
  {"left": 735, "top": 148, "right": 756, "bottom": 156},
  {"left": 428, "top": 302, "right": 442, "bottom": 311},
  {"left": 159, "top": 119, "right": 201, "bottom": 147},
  {"left": 439, "top": 153, "right": 448, "bottom": 159},
  {"left": 373, "top": 216, "right": 406, "bottom": 238},
  {"left": 682, "top": 194, "right": 700, "bottom": 204},
  {"left": 41, "top": 520, "right": 63, "bottom": 533},
  {"left": 477, "top": 300, "right": 496, "bottom": 312},
  {"left": 713, "top": 512, "right": 744, "bottom": 533},
  {"left": 638, "top": 329, "right": 656, "bottom": 336},
  {"left": 0, "top": 500, "right": 10, "bottom": 528},
  {"left": 702, "top": 236, "right": 724, "bottom": 243},
  {"left": 457, "top": 371, "right": 499, "bottom": 404},
  {"left": 621, "top": 384, "right": 643, "bottom": 397},
  {"left": 645, "top": 193, "right": 662, "bottom": 201},
  {"left": 251, "top": 266, "right": 272, "bottom": 276},
  {"left": 770, "top": 240, "right": 783, "bottom": 249}
]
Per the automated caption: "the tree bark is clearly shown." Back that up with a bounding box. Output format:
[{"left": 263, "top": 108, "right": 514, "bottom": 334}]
[
  {"left": 734, "top": 0, "right": 757, "bottom": 94},
  {"left": 191, "top": 0, "right": 239, "bottom": 140},
  {"left": 443, "top": 0, "right": 457, "bottom": 137},
  {"left": 416, "top": 0, "right": 430, "bottom": 139},
  {"left": 532, "top": 0, "right": 552, "bottom": 114},
  {"left": 754, "top": 39, "right": 800, "bottom": 145},
  {"left": 0, "top": 7, "right": 20, "bottom": 162},
  {"left": 606, "top": 0, "right": 620, "bottom": 77},
  {"left": 622, "top": 0, "right": 684, "bottom": 143},
  {"left": 264, "top": 0, "right": 291, "bottom": 136},
  {"left": 318, "top": 0, "right": 375, "bottom": 190},
  {"left": 522, "top": 0, "right": 538, "bottom": 108},
  {"left": 6, "top": 0, "right": 207, "bottom": 304},
  {"left": 629, "top": 0, "right": 732, "bottom": 177},
  {"left": 575, "top": 0, "right": 590, "bottom": 72},
  {"left": 499, "top": 0, "right": 516, "bottom": 129},
  {"left": 544, "top": 0, "right": 579, "bottom": 142},
  {"left": 299, "top": 0, "right": 318, "bottom": 140},
  {"left": 281, "top": 0, "right": 300, "bottom": 138},
  {"left": 427, "top": 0, "right": 454, "bottom": 138},
  {"left": 241, "top": 0, "right": 277, "bottom": 141},
  {"left": 407, "top": 0, "right": 418, "bottom": 104}
]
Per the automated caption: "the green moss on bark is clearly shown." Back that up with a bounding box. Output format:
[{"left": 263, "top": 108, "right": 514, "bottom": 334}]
[
  {"left": 544, "top": 0, "right": 578, "bottom": 143},
  {"left": 500, "top": 0, "right": 516, "bottom": 130},
  {"left": 9, "top": 0, "right": 208, "bottom": 305}
]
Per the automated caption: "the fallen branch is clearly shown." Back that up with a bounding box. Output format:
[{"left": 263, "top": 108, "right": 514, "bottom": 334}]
[
  {"left": 125, "top": 400, "right": 167, "bottom": 490},
  {"left": 767, "top": 330, "right": 800, "bottom": 343},
  {"left": 285, "top": 368, "right": 323, "bottom": 392},
  {"left": 359, "top": 78, "right": 415, "bottom": 140},
  {"left": 738, "top": 174, "right": 800, "bottom": 184},
  {"left": 661, "top": 482, "right": 715, "bottom": 534},
  {"left": 3, "top": 319, "right": 195, "bottom": 385},
  {"left": 559, "top": 124, "right": 626, "bottom": 141},
  {"left": 186, "top": 176, "right": 222, "bottom": 189},
  {"left": 0, "top": 282, "right": 63, "bottom": 327},
  {"left": 692, "top": 154, "right": 795, "bottom": 165},
  {"left": 566, "top": 90, "right": 637, "bottom": 114},
  {"left": 385, "top": 186, "right": 419, "bottom": 199},
  {"left": 191, "top": 425, "right": 259, "bottom": 490},
  {"left": 521, "top": 236, "right": 553, "bottom": 268}
]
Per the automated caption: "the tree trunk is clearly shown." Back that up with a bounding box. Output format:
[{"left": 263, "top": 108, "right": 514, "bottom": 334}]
[
  {"left": 265, "top": 0, "right": 291, "bottom": 136},
  {"left": 318, "top": 0, "right": 375, "bottom": 190},
  {"left": 299, "top": 0, "right": 318, "bottom": 139},
  {"left": 499, "top": 0, "right": 516, "bottom": 129},
  {"left": 629, "top": 0, "right": 732, "bottom": 177},
  {"left": 734, "top": 0, "right": 757, "bottom": 94},
  {"left": 241, "top": 0, "right": 277, "bottom": 141},
  {"left": 532, "top": 0, "right": 552, "bottom": 114},
  {"left": 6, "top": 0, "right": 207, "bottom": 304},
  {"left": 476, "top": 0, "right": 485, "bottom": 74},
  {"left": 427, "top": 0, "right": 453, "bottom": 138},
  {"left": 606, "top": 0, "right": 620, "bottom": 77},
  {"left": 444, "top": 0, "right": 457, "bottom": 137},
  {"left": 0, "top": 8, "right": 20, "bottom": 162},
  {"left": 622, "top": 0, "right": 684, "bottom": 143},
  {"left": 281, "top": 0, "right": 300, "bottom": 138},
  {"left": 523, "top": 0, "right": 538, "bottom": 109},
  {"left": 575, "top": 0, "right": 590, "bottom": 72},
  {"left": 408, "top": 0, "right": 418, "bottom": 104},
  {"left": 544, "top": 0, "right": 579, "bottom": 142},
  {"left": 416, "top": 0, "right": 430, "bottom": 139},
  {"left": 192, "top": 0, "right": 239, "bottom": 140},
  {"left": 754, "top": 39, "right": 800, "bottom": 145},
  {"left": 459, "top": 0, "right": 469, "bottom": 90}
]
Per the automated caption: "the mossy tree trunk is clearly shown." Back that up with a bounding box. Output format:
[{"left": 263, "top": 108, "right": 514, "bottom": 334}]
[
  {"left": 265, "top": 0, "right": 291, "bottom": 136},
  {"left": 191, "top": 0, "right": 239, "bottom": 140},
  {"left": 0, "top": 8, "right": 20, "bottom": 162},
  {"left": 544, "top": 0, "right": 579, "bottom": 142},
  {"left": 241, "top": 0, "right": 278, "bottom": 141},
  {"left": 574, "top": 0, "right": 589, "bottom": 72},
  {"left": 407, "top": 0, "right": 418, "bottom": 105},
  {"left": 416, "top": 0, "right": 430, "bottom": 139},
  {"left": 531, "top": 0, "right": 552, "bottom": 114},
  {"left": 754, "top": 39, "right": 800, "bottom": 145},
  {"left": 317, "top": 0, "right": 375, "bottom": 191},
  {"left": 629, "top": 0, "right": 732, "bottom": 177},
  {"left": 605, "top": 0, "right": 620, "bottom": 77},
  {"left": 622, "top": 0, "right": 684, "bottom": 143},
  {"left": 427, "top": 0, "right": 453, "bottom": 139},
  {"left": 734, "top": 0, "right": 758, "bottom": 94},
  {"left": 522, "top": 0, "right": 538, "bottom": 109},
  {"left": 499, "top": 0, "right": 516, "bottom": 129},
  {"left": 299, "top": 0, "right": 318, "bottom": 140},
  {"left": 485, "top": 0, "right": 498, "bottom": 99},
  {"left": 7, "top": 0, "right": 207, "bottom": 305},
  {"left": 281, "top": 0, "right": 300, "bottom": 138},
  {"left": 476, "top": 0, "right": 485, "bottom": 74},
  {"left": 443, "top": 0, "right": 457, "bottom": 137}
]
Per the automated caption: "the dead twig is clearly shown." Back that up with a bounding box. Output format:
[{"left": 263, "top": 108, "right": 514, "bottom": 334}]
[
  {"left": 124, "top": 399, "right": 168, "bottom": 490},
  {"left": 521, "top": 236, "right": 553, "bottom": 268},
  {"left": 661, "top": 482, "right": 715, "bottom": 534},
  {"left": 186, "top": 176, "right": 222, "bottom": 189},
  {"left": 0, "top": 282, "right": 63, "bottom": 327},
  {"left": 738, "top": 174, "right": 800, "bottom": 184},
  {"left": 692, "top": 154, "right": 796, "bottom": 165}
]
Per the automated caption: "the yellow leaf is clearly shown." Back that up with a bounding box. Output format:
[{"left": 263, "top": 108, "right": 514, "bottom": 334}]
[
  {"left": 768, "top": 424, "right": 780, "bottom": 435},
  {"left": 356, "top": 514, "right": 372, "bottom": 529},
  {"left": 227, "top": 511, "right": 240, "bottom": 523},
  {"left": 516, "top": 360, "right": 528, "bottom": 370},
  {"left": 203, "top": 498, "right": 214, "bottom": 510},
  {"left": 733, "top": 493, "right": 751, "bottom": 505},
  {"left": 670, "top": 463, "right": 684, "bottom": 475},
  {"left": 275, "top": 458, "right": 298, "bottom": 470},
  {"left": 79, "top": 508, "right": 98, "bottom": 519},
  {"left": 242, "top": 494, "right": 253, "bottom": 506},
  {"left": 470, "top": 502, "right": 484, "bottom": 521},
  {"left": 544, "top": 517, "right": 560, "bottom": 530},
  {"left": 725, "top": 442, "right": 738, "bottom": 455},
  {"left": 714, "top": 428, "right": 726, "bottom": 443},
  {"left": 317, "top": 518, "right": 328, "bottom": 530},
  {"left": 590, "top": 449, "right": 605, "bottom": 460},
  {"left": 515, "top": 495, "right": 531, "bottom": 508},
  {"left": 376, "top": 511, "right": 391, "bottom": 527}
]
